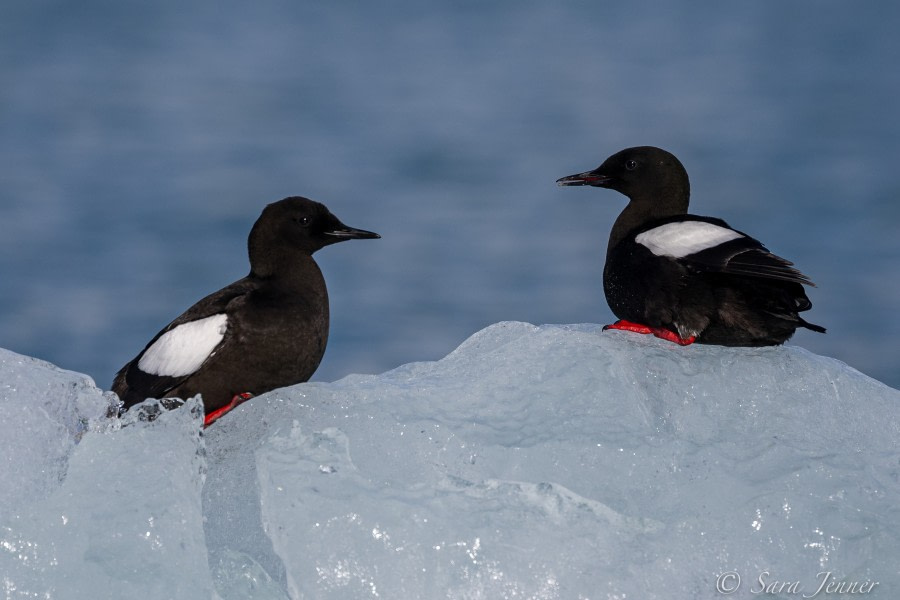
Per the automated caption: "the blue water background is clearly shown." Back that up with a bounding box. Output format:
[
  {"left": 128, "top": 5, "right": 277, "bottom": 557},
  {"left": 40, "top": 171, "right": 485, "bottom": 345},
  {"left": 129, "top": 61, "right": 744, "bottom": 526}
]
[{"left": 2, "top": 1, "right": 898, "bottom": 389}]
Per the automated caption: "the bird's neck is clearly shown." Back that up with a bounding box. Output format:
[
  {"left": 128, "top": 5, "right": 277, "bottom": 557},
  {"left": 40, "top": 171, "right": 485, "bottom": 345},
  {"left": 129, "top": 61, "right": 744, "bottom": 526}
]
[
  {"left": 250, "top": 249, "right": 324, "bottom": 288},
  {"left": 607, "top": 192, "right": 689, "bottom": 257}
]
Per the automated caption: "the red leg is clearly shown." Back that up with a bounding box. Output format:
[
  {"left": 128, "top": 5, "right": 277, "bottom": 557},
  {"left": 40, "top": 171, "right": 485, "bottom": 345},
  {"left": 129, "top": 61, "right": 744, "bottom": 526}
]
[
  {"left": 204, "top": 392, "right": 254, "bottom": 427},
  {"left": 603, "top": 320, "right": 696, "bottom": 346},
  {"left": 602, "top": 320, "right": 654, "bottom": 334},
  {"left": 648, "top": 327, "right": 696, "bottom": 346}
]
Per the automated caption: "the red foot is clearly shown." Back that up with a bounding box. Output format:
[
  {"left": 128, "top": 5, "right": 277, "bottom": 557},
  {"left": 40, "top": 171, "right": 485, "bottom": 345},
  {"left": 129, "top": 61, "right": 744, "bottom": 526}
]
[
  {"left": 204, "top": 392, "right": 254, "bottom": 427},
  {"left": 650, "top": 327, "right": 696, "bottom": 346},
  {"left": 603, "top": 320, "right": 696, "bottom": 346},
  {"left": 602, "top": 319, "right": 654, "bottom": 335}
]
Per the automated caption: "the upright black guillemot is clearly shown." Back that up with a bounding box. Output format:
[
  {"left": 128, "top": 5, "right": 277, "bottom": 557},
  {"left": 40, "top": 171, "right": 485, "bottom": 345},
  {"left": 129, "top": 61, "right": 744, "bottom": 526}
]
[
  {"left": 112, "top": 196, "right": 380, "bottom": 426},
  {"left": 557, "top": 146, "right": 825, "bottom": 346}
]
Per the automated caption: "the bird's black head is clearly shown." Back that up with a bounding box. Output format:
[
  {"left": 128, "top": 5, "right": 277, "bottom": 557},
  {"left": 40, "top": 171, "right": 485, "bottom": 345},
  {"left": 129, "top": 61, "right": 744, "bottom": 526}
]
[
  {"left": 557, "top": 146, "right": 690, "bottom": 212},
  {"left": 249, "top": 196, "right": 380, "bottom": 275}
]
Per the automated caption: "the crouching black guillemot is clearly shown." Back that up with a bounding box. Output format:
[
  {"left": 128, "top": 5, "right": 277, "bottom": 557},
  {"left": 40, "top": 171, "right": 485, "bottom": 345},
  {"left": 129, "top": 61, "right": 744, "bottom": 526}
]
[
  {"left": 112, "top": 196, "right": 380, "bottom": 426},
  {"left": 557, "top": 146, "right": 825, "bottom": 346}
]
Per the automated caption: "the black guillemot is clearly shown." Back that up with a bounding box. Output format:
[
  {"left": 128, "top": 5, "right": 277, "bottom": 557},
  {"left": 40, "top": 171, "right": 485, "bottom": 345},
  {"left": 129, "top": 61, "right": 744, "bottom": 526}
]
[
  {"left": 112, "top": 196, "right": 380, "bottom": 426},
  {"left": 557, "top": 146, "right": 825, "bottom": 346}
]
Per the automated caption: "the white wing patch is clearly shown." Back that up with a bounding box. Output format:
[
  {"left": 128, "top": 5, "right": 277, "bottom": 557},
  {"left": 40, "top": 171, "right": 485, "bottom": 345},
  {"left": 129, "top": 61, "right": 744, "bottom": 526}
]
[
  {"left": 138, "top": 314, "right": 228, "bottom": 377},
  {"left": 635, "top": 221, "right": 743, "bottom": 258}
]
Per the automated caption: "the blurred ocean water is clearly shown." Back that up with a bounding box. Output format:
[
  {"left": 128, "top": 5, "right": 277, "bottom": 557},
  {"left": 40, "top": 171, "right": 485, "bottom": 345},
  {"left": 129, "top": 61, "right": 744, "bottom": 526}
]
[{"left": 1, "top": 0, "right": 898, "bottom": 389}]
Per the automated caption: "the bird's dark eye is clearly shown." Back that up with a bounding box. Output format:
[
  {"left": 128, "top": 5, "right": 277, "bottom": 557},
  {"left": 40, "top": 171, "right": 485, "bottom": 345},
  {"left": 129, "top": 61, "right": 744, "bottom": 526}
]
[
  {"left": 296, "top": 216, "right": 311, "bottom": 227},
  {"left": 625, "top": 159, "right": 637, "bottom": 171}
]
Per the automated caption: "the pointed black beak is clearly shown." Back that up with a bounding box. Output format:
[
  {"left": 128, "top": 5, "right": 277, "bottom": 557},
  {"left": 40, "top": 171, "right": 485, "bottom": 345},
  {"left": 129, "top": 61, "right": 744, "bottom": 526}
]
[
  {"left": 323, "top": 225, "right": 381, "bottom": 240},
  {"left": 556, "top": 169, "right": 612, "bottom": 187}
]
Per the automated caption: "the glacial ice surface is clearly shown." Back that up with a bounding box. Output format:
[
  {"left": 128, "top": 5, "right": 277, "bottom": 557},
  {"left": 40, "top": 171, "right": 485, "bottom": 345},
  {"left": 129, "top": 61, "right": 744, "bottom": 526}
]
[{"left": 2, "top": 322, "right": 899, "bottom": 599}]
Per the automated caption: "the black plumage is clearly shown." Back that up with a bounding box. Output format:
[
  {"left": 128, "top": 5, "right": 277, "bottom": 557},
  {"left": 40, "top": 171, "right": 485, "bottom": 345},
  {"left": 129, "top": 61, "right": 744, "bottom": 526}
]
[
  {"left": 112, "top": 196, "right": 379, "bottom": 424},
  {"left": 557, "top": 146, "right": 825, "bottom": 346}
]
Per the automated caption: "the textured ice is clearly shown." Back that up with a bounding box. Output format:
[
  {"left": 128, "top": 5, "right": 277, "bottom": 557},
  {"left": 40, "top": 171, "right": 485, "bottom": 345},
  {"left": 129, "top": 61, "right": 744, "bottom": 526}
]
[
  {"left": 2, "top": 323, "right": 899, "bottom": 599},
  {"left": 0, "top": 349, "right": 212, "bottom": 598},
  {"left": 0, "top": 351, "right": 112, "bottom": 511}
]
